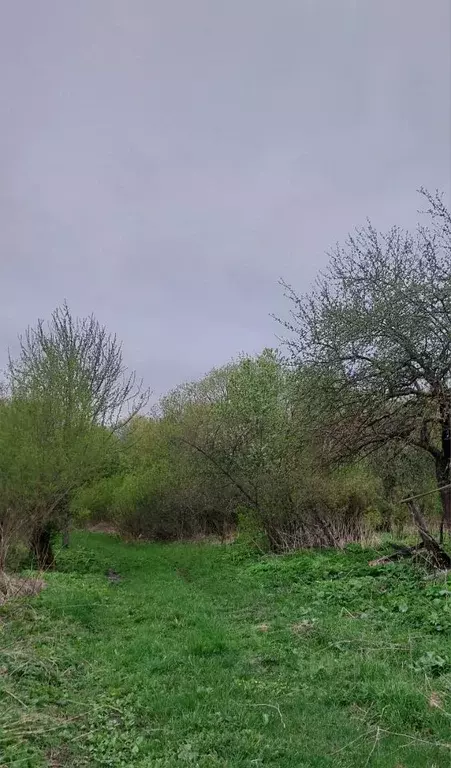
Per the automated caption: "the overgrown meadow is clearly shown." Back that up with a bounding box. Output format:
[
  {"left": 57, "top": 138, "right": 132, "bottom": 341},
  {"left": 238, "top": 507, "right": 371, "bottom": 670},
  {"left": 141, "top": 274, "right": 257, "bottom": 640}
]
[{"left": 3, "top": 532, "right": 451, "bottom": 767}]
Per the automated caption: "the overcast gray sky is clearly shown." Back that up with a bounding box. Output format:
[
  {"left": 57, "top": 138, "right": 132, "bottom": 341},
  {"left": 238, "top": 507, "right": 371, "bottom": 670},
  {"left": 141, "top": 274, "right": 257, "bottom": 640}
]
[{"left": 1, "top": 1, "right": 450, "bottom": 397}]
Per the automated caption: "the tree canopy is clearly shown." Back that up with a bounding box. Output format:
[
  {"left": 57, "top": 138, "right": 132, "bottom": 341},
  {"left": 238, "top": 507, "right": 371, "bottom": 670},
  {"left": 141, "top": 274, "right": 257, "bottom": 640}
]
[{"left": 280, "top": 189, "right": 451, "bottom": 532}]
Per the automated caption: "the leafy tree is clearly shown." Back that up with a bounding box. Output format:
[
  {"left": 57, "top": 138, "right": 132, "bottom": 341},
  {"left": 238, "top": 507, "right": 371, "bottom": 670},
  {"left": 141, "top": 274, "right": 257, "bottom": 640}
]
[
  {"left": 0, "top": 398, "right": 39, "bottom": 569},
  {"left": 2, "top": 304, "right": 147, "bottom": 566},
  {"left": 280, "top": 189, "right": 451, "bottom": 537},
  {"left": 75, "top": 351, "right": 386, "bottom": 550},
  {"left": 161, "top": 350, "right": 375, "bottom": 550},
  {"left": 160, "top": 351, "right": 289, "bottom": 518}
]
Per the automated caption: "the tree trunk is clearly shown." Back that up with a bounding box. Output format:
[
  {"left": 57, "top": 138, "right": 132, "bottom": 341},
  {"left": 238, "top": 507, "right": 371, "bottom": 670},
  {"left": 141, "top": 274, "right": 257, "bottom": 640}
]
[
  {"left": 439, "top": 488, "right": 451, "bottom": 543},
  {"left": 435, "top": 446, "right": 451, "bottom": 543},
  {"left": 30, "top": 524, "right": 55, "bottom": 570},
  {"left": 0, "top": 534, "right": 6, "bottom": 572}
]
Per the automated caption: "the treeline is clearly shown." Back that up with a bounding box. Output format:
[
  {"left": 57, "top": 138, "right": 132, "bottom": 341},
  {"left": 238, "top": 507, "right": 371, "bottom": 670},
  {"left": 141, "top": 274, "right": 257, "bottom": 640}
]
[
  {"left": 71, "top": 350, "right": 437, "bottom": 550},
  {"left": 1, "top": 187, "right": 451, "bottom": 568}
]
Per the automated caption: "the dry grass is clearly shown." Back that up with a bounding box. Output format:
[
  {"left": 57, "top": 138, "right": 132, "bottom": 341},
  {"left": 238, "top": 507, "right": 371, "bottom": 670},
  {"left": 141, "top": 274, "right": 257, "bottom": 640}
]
[
  {"left": 86, "top": 522, "right": 119, "bottom": 536},
  {"left": 0, "top": 572, "right": 46, "bottom": 605}
]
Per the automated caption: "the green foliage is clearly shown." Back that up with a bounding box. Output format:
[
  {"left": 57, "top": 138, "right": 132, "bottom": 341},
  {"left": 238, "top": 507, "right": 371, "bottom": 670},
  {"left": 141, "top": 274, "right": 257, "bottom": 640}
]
[
  {"left": 1, "top": 293, "right": 444, "bottom": 556},
  {"left": 70, "top": 346, "right": 442, "bottom": 550},
  {"left": 0, "top": 304, "right": 144, "bottom": 566},
  {"left": 236, "top": 506, "right": 270, "bottom": 554},
  {"left": 54, "top": 540, "right": 116, "bottom": 574},
  {"left": 3, "top": 533, "right": 451, "bottom": 766},
  {"left": 3, "top": 204, "right": 450, "bottom": 559},
  {"left": 70, "top": 475, "right": 124, "bottom": 523}
]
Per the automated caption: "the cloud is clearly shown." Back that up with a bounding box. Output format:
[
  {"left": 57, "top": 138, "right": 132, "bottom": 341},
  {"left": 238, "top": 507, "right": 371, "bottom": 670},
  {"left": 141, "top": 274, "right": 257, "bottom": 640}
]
[{"left": 1, "top": 0, "right": 450, "bottom": 394}]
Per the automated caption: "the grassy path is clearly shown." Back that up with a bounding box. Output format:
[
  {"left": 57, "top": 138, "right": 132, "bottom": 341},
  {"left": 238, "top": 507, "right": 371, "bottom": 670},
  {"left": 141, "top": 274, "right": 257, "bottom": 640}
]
[{"left": 2, "top": 533, "right": 451, "bottom": 766}]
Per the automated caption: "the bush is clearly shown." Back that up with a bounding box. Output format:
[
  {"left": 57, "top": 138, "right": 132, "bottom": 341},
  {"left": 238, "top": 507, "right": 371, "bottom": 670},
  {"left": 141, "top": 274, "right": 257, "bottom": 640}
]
[{"left": 71, "top": 476, "right": 124, "bottom": 525}]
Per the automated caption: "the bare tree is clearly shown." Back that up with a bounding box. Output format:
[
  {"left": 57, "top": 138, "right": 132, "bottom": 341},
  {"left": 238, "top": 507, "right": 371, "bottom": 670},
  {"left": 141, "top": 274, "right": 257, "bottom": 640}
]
[
  {"left": 280, "top": 189, "right": 451, "bottom": 538},
  {"left": 9, "top": 302, "right": 148, "bottom": 428}
]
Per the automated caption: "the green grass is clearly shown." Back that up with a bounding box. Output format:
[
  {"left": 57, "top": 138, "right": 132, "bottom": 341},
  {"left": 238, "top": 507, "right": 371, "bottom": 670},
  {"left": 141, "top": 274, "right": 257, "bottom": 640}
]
[{"left": 2, "top": 533, "right": 451, "bottom": 766}]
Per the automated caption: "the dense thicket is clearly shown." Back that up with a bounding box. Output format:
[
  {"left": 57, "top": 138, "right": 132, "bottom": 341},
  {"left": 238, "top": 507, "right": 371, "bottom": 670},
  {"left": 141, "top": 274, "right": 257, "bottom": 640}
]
[
  {"left": 1, "top": 190, "right": 450, "bottom": 566},
  {"left": 68, "top": 348, "right": 440, "bottom": 552}
]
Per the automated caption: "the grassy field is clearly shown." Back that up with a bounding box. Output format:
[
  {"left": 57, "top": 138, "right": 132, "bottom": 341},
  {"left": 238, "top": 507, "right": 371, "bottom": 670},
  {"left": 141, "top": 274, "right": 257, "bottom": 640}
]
[{"left": 2, "top": 533, "right": 451, "bottom": 766}]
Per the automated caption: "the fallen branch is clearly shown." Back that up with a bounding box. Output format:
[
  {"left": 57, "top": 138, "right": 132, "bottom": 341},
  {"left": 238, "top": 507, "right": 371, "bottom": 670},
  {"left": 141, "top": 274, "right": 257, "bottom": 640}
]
[
  {"left": 370, "top": 490, "right": 451, "bottom": 570},
  {"left": 369, "top": 543, "right": 425, "bottom": 567},
  {"left": 368, "top": 501, "right": 451, "bottom": 570},
  {"left": 408, "top": 499, "right": 451, "bottom": 570}
]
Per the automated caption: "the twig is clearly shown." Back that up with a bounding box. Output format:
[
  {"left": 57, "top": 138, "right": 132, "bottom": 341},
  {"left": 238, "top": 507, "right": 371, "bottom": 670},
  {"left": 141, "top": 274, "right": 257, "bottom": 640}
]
[
  {"left": 379, "top": 727, "right": 451, "bottom": 749},
  {"left": 424, "top": 697, "right": 451, "bottom": 720},
  {"left": 1, "top": 687, "right": 28, "bottom": 708},
  {"left": 251, "top": 703, "right": 286, "bottom": 728},
  {"left": 330, "top": 728, "right": 374, "bottom": 755},
  {"left": 399, "top": 484, "right": 451, "bottom": 504},
  {"left": 364, "top": 726, "right": 381, "bottom": 766},
  {"left": 0, "top": 712, "right": 89, "bottom": 738}
]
